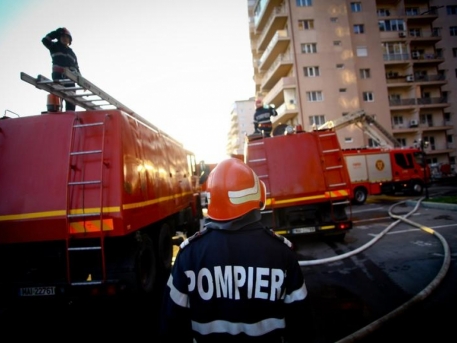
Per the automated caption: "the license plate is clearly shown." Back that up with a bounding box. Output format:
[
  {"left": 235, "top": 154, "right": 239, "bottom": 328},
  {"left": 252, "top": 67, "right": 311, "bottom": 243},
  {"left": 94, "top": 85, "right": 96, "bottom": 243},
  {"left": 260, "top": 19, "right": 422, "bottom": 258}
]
[
  {"left": 292, "top": 227, "right": 315, "bottom": 234},
  {"left": 19, "top": 287, "right": 56, "bottom": 297}
]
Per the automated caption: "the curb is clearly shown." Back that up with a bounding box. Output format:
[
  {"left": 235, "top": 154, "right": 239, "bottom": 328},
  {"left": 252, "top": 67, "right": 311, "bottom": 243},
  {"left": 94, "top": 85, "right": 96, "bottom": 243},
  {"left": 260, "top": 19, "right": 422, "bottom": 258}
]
[{"left": 405, "top": 200, "right": 457, "bottom": 212}]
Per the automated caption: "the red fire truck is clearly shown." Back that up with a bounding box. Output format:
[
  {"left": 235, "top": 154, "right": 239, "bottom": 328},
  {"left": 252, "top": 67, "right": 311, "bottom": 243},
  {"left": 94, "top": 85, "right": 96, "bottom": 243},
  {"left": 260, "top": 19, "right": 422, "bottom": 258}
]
[
  {"left": 342, "top": 147, "right": 428, "bottom": 204},
  {"left": 0, "top": 69, "right": 203, "bottom": 301},
  {"left": 318, "top": 110, "right": 430, "bottom": 205},
  {"left": 244, "top": 126, "right": 353, "bottom": 241}
]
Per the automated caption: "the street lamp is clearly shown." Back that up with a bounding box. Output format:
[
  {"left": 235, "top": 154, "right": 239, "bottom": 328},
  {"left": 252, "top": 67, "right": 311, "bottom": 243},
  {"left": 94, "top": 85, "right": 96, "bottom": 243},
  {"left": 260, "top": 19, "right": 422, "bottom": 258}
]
[{"left": 419, "top": 138, "right": 429, "bottom": 199}]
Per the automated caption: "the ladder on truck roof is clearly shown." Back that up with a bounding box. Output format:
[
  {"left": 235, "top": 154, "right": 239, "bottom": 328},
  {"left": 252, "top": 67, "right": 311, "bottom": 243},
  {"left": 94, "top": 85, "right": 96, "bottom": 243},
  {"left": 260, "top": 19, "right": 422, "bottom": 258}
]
[
  {"left": 20, "top": 68, "right": 179, "bottom": 143},
  {"left": 317, "top": 110, "right": 400, "bottom": 148},
  {"left": 21, "top": 69, "right": 137, "bottom": 113}
]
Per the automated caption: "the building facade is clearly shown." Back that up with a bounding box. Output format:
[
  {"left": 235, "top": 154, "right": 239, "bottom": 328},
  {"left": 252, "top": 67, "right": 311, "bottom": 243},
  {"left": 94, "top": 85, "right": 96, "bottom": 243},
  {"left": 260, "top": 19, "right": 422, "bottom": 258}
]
[
  {"left": 246, "top": 0, "right": 456, "bottom": 171},
  {"left": 226, "top": 98, "right": 256, "bottom": 157}
]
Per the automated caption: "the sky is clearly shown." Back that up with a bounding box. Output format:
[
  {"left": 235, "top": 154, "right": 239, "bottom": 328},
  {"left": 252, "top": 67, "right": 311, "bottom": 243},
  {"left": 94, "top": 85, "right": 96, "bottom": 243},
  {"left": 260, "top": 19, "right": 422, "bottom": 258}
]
[{"left": 0, "top": 0, "right": 255, "bottom": 163}]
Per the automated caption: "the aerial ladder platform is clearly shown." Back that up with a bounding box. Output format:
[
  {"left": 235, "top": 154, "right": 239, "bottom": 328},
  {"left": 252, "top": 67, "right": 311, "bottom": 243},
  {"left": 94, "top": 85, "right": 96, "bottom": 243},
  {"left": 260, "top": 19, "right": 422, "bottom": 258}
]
[{"left": 317, "top": 110, "right": 400, "bottom": 148}]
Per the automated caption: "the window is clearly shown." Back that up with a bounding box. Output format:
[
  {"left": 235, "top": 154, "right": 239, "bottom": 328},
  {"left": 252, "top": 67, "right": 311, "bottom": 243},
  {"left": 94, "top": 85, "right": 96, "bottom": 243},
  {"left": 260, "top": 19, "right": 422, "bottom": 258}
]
[
  {"left": 356, "top": 46, "right": 367, "bottom": 56},
  {"left": 299, "top": 19, "right": 314, "bottom": 30},
  {"left": 447, "top": 5, "right": 457, "bottom": 15},
  {"left": 397, "top": 138, "right": 407, "bottom": 147},
  {"left": 309, "top": 115, "right": 326, "bottom": 126},
  {"left": 360, "top": 69, "right": 371, "bottom": 78},
  {"left": 304, "top": 66, "right": 320, "bottom": 77},
  {"left": 393, "top": 116, "right": 403, "bottom": 125},
  {"left": 306, "top": 91, "right": 323, "bottom": 102},
  {"left": 368, "top": 138, "right": 380, "bottom": 147},
  {"left": 452, "top": 48, "right": 457, "bottom": 58},
  {"left": 297, "top": 0, "right": 312, "bottom": 7},
  {"left": 330, "top": 17, "right": 338, "bottom": 23},
  {"left": 363, "top": 92, "right": 374, "bottom": 102},
  {"left": 405, "top": 7, "right": 419, "bottom": 16},
  {"left": 378, "top": 19, "right": 405, "bottom": 32},
  {"left": 301, "top": 43, "right": 317, "bottom": 53},
  {"left": 377, "top": 9, "right": 391, "bottom": 17},
  {"left": 333, "top": 41, "right": 342, "bottom": 46},
  {"left": 351, "top": 2, "right": 362, "bottom": 12},
  {"left": 336, "top": 64, "right": 344, "bottom": 69},
  {"left": 344, "top": 137, "right": 353, "bottom": 143},
  {"left": 354, "top": 24, "right": 364, "bottom": 34},
  {"left": 450, "top": 26, "right": 457, "bottom": 36},
  {"left": 339, "top": 88, "right": 347, "bottom": 93}
]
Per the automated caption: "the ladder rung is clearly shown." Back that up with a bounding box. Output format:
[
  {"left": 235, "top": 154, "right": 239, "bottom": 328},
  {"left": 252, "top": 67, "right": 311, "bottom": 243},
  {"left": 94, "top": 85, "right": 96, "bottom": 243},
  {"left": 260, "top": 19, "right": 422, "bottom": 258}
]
[
  {"left": 74, "top": 122, "right": 104, "bottom": 128},
  {"left": 68, "top": 246, "right": 102, "bottom": 251},
  {"left": 68, "top": 212, "right": 101, "bottom": 218},
  {"left": 328, "top": 183, "right": 347, "bottom": 187},
  {"left": 68, "top": 180, "right": 101, "bottom": 186},
  {"left": 71, "top": 281, "right": 103, "bottom": 286},
  {"left": 70, "top": 150, "right": 102, "bottom": 155},
  {"left": 323, "top": 149, "right": 340, "bottom": 153},
  {"left": 325, "top": 165, "right": 343, "bottom": 170},
  {"left": 332, "top": 200, "right": 351, "bottom": 205}
]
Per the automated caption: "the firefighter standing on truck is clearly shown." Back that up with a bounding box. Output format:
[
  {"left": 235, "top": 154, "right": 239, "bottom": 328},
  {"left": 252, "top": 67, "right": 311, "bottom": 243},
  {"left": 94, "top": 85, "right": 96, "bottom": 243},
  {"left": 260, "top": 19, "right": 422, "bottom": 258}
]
[
  {"left": 253, "top": 98, "right": 277, "bottom": 136},
  {"left": 160, "top": 158, "right": 312, "bottom": 342},
  {"left": 42, "top": 27, "right": 80, "bottom": 111}
]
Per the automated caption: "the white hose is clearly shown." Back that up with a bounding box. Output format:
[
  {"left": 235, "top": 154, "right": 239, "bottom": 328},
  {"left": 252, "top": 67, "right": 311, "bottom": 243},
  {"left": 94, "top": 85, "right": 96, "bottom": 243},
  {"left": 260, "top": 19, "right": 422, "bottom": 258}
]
[
  {"left": 296, "top": 197, "right": 451, "bottom": 342},
  {"left": 336, "top": 198, "right": 451, "bottom": 342}
]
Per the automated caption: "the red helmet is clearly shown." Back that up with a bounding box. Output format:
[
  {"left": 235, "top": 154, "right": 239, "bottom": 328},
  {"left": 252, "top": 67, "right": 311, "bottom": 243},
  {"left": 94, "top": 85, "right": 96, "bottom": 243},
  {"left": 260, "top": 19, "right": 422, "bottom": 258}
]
[{"left": 206, "top": 158, "right": 266, "bottom": 221}]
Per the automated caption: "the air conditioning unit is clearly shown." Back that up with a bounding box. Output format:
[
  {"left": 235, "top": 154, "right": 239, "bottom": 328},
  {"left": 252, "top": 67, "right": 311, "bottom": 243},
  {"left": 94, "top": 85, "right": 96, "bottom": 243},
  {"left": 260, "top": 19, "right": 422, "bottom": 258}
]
[
  {"left": 412, "top": 52, "right": 420, "bottom": 59},
  {"left": 406, "top": 75, "right": 414, "bottom": 82},
  {"left": 399, "top": 32, "right": 406, "bottom": 38},
  {"left": 410, "top": 120, "right": 418, "bottom": 127}
]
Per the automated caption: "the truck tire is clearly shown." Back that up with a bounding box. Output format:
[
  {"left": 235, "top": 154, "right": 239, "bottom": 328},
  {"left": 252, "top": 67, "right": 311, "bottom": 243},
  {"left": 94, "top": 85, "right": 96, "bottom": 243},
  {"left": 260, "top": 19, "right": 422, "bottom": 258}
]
[
  {"left": 410, "top": 180, "right": 424, "bottom": 195},
  {"left": 352, "top": 187, "right": 368, "bottom": 205},
  {"left": 136, "top": 234, "right": 156, "bottom": 294},
  {"left": 157, "top": 223, "right": 173, "bottom": 271}
]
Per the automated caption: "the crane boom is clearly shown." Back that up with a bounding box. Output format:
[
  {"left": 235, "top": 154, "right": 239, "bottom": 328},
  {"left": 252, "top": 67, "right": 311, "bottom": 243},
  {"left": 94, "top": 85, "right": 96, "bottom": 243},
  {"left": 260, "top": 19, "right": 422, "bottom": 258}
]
[{"left": 317, "top": 110, "right": 400, "bottom": 148}]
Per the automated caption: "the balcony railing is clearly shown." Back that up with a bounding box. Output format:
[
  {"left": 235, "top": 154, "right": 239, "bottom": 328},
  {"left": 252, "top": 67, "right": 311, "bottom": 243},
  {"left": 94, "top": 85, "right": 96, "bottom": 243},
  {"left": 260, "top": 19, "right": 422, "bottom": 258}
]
[
  {"left": 389, "top": 97, "right": 448, "bottom": 106},
  {"left": 258, "top": 30, "right": 289, "bottom": 67},
  {"left": 257, "top": 6, "right": 287, "bottom": 50},
  {"left": 384, "top": 53, "right": 410, "bottom": 61}
]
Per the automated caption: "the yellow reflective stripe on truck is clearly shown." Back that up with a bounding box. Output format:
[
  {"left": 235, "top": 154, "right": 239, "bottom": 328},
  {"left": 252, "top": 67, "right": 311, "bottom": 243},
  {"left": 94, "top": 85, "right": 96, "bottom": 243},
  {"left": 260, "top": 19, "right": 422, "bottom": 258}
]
[{"left": 266, "top": 189, "right": 349, "bottom": 206}]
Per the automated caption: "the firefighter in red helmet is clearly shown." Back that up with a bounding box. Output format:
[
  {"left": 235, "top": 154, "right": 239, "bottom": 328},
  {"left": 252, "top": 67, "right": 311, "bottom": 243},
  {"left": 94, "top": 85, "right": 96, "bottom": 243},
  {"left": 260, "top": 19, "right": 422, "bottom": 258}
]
[
  {"left": 42, "top": 27, "right": 80, "bottom": 111},
  {"left": 160, "top": 158, "right": 313, "bottom": 342}
]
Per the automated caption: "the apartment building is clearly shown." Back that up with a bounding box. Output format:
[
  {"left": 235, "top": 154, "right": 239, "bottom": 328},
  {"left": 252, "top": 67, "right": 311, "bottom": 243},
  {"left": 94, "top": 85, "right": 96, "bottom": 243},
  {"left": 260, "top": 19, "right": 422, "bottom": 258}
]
[
  {"left": 245, "top": 0, "right": 456, "bottom": 171},
  {"left": 226, "top": 98, "right": 256, "bottom": 156}
]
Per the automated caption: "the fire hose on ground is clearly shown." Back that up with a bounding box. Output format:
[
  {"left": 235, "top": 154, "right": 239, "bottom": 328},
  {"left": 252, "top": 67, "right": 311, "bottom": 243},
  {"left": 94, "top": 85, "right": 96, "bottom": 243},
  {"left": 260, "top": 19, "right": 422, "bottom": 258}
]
[{"left": 297, "top": 197, "right": 452, "bottom": 342}]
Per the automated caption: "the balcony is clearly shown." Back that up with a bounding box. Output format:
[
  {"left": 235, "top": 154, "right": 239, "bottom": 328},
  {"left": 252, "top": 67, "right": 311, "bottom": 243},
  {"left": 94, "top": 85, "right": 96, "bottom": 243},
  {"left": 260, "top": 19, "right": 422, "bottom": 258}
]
[
  {"left": 271, "top": 102, "right": 298, "bottom": 127},
  {"left": 386, "top": 74, "right": 446, "bottom": 86},
  {"left": 383, "top": 53, "right": 410, "bottom": 64},
  {"left": 411, "top": 53, "right": 444, "bottom": 65},
  {"left": 258, "top": 30, "right": 290, "bottom": 71},
  {"left": 389, "top": 97, "right": 449, "bottom": 108},
  {"left": 254, "top": 0, "right": 283, "bottom": 33},
  {"left": 257, "top": 6, "right": 288, "bottom": 52},
  {"left": 260, "top": 53, "right": 293, "bottom": 91},
  {"left": 408, "top": 29, "right": 441, "bottom": 43},
  {"left": 263, "top": 76, "right": 296, "bottom": 105}
]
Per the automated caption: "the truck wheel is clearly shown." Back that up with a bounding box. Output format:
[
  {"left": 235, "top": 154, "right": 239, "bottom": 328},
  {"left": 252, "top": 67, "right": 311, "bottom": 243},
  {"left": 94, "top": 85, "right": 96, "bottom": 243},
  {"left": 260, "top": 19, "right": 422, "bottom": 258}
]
[
  {"left": 158, "top": 223, "right": 173, "bottom": 271},
  {"left": 352, "top": 187, "right": 367, "bottom": 205},
  {"left": 136, "top": 234, "right": 156, "bottom": 294},
  {"left": 411, "top": 180, "right": 424, "bottom": 195}
]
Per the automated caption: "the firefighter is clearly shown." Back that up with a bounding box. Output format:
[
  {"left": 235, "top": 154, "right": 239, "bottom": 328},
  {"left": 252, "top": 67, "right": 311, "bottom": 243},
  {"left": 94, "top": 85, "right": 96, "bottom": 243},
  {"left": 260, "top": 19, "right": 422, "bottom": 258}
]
[
  {"left": 160, "top": 158, "right": 312, "bottom": 342},
  {"left": 42, "top": 27, "right": 80, "bottom": 111},
  {"left": 253, "top": 98, "right": 277, "bottom": 136}
]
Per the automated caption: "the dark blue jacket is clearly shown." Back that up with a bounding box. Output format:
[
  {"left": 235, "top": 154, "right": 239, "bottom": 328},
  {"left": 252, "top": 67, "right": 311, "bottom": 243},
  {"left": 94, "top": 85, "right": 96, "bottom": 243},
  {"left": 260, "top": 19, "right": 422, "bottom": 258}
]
[
  {"left": 160, "top": 210, "right": 311, "bottom": 342},
  {"left": 42, "top": 31, "right": 80, "bottom": 77}
]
